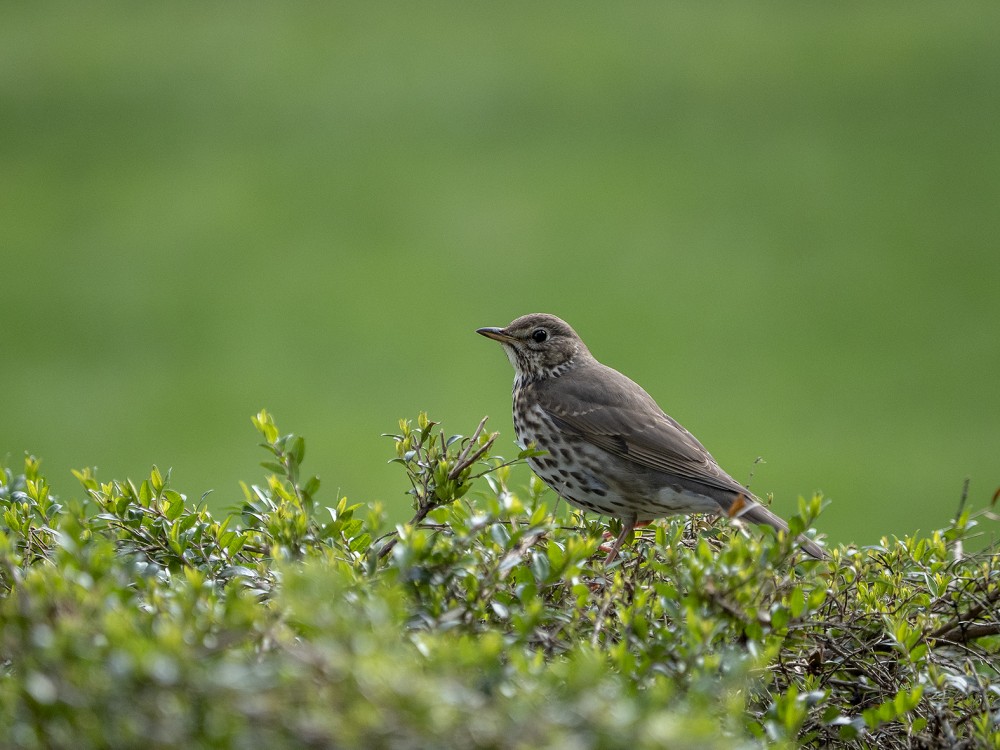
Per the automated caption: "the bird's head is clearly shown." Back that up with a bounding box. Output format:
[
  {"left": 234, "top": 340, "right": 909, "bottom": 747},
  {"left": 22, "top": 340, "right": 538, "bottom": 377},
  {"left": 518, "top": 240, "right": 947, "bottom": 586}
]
[{"left": 477, "top": 313, "right": 589, "bottom": 382}]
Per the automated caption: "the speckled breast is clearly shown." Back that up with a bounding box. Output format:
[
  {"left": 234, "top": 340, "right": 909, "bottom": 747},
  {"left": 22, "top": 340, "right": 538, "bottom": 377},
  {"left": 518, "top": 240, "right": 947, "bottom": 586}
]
[{"left": 512, "top": 388, "right": 625, "bottom": 518}]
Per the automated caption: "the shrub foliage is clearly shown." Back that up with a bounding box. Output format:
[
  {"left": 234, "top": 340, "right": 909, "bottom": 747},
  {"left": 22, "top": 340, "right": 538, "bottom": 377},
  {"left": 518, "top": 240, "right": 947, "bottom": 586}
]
[{"left": 1, "top": 412, "right": 998, "bottom": 748}]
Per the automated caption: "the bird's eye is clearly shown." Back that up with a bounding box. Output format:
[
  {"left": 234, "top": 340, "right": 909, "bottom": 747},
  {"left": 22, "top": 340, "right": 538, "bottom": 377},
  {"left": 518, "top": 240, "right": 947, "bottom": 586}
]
[{"left": 531, "top": 328, "right": 548, "bottom": 343}]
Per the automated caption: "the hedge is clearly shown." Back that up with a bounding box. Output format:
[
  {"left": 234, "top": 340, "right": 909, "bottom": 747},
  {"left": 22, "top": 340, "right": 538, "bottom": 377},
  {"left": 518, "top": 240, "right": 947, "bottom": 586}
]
[{"left": 1, "top": 411, "right": 997, "bottom": 748}]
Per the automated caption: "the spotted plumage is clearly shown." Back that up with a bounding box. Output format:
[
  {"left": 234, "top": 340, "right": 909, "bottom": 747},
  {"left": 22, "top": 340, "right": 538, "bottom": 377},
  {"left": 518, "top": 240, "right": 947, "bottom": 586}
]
[{"left": 477, "top": 313, "right": 826, "bottom": 561}]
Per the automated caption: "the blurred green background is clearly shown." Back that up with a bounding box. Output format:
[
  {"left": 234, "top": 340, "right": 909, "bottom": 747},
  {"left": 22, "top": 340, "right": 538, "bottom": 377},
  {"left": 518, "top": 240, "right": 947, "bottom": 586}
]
[{"left": 3, "top": 3, "right": 998, "bottom": 547}]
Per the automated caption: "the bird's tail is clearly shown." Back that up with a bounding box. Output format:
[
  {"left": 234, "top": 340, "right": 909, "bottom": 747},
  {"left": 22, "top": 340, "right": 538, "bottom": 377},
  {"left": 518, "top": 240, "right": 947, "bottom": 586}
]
[{"left": 736, "top": 499, "right": 828, "bottom": 560}]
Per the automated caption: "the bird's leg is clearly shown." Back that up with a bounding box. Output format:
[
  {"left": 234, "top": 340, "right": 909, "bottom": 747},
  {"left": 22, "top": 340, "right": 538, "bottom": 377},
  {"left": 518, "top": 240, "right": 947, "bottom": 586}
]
[
  {"left": 603, "top": 514, "right": 638, "bottom": 565},
  {"left": 599, "top": 520, "right": 650, "bottom": 547}
]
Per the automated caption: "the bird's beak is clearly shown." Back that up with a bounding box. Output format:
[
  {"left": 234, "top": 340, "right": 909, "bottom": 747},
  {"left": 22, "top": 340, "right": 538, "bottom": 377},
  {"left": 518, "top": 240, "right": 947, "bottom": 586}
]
[{"left": 476, "top": 327, "right": 514, "bottom": 343}]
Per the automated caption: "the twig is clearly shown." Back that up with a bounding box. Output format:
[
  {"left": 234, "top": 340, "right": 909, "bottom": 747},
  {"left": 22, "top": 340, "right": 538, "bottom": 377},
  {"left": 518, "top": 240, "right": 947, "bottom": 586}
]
[
  {"left": 497, "top": 531, "right": 547, "bottom": 580},
  {"left": 448, "top": 434, "right": 498, "bottom": 481},
  {"left": 377, "top": 502, "right": 435, "bottom": 560}
]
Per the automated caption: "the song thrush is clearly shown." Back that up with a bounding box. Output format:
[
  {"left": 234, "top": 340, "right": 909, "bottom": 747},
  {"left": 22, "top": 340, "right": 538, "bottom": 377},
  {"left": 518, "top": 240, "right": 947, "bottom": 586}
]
[{"left": 477, "top": 313, "right": 826, "bottom": 561}]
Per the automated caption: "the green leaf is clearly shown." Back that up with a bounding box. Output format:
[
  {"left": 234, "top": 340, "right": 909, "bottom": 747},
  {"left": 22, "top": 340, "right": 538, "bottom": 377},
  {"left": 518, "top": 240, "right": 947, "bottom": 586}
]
[
  {"left": 226, "top": 534, "right": 247, "bottom": 556},
  {"left": 138, "top": 480, "right": 152, "bottom": 506},
  {"left": 349, "top": 533, "right": 372, "bottom": 553},
  {"left": 771, "top": 605, "right": 789, "bottom": 631},
  {"left": 163, "top": 490, "right": 185, "bottom": 521},
  {"left": 288, "top": 436, "right": 306, "bottom": 465},
  {"left": 789, "top": 586, "right": 806, "bottom": 619},
  {"left": 530, "top": 551, "right": 550, "bottom": 583},
  {"left": 150, "top": 466, "right": 165, "bottom": 494},
  {"left": 303, "top": 475, "right": 321, "bottom": 497}
]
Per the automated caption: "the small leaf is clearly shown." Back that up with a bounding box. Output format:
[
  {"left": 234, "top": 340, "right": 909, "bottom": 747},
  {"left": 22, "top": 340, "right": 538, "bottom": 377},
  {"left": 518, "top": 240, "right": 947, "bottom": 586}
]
[
  {"left": 490, "top": 523, "right": 511, "bottom": 548},
  {"left": 226, "top": 534, "right": 247, "bottom": 556},
  {"left": 303, "top": 476, "right": 321, "bottom": 497},
  {"left": 530, "top": 551, "right": 550, "bottom": 583},
  {"left": 150, "top": 466, "right": 164, "bottom": 494},
  {"left": 789, "top": 586, "right": 806, "bottom": 619},
  {"left": 163, "top": 490, "right": 185, "bottom": 521},
  {"left": 288, "top": 436, "right": 306, "bottom": 465},
  {"left": 220, "top": 565, "right": 257, "bottom": 579},
  {"left": 349, "top": 533, "right": 372, "bottom": 553}
]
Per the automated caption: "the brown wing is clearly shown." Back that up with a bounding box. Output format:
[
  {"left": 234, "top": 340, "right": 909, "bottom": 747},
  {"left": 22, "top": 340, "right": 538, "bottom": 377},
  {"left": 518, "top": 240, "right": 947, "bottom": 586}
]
[
  {"left": 533, "top": 361, "right": 829, "bottom": 560},
  {"left": 534, "top": 360, "right": 752, "bottom": 498}
]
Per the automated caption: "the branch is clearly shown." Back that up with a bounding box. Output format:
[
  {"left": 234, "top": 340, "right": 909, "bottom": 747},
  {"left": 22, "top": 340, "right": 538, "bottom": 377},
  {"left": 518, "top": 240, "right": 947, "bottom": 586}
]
[
  {"left": 377, "top": 502, "right": 436, "bottom": 560},
  {"left": 932, "top": 622, "right": 1000, "bottom": 644},
  {"left": 928, "top": 587, "right": 1000, "bottom": 643}
]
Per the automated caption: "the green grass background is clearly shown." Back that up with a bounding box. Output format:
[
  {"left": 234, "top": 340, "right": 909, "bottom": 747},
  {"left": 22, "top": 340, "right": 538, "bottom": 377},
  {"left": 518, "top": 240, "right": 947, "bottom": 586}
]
[{"left": 3, "top": 3, "right": 998, "bottom": 547}]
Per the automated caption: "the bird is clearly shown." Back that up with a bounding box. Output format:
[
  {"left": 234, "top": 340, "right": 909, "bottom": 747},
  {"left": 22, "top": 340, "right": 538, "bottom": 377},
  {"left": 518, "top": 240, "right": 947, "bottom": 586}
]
[{"left": 477, "top": 313, "right": 827, "bottom": 562}]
